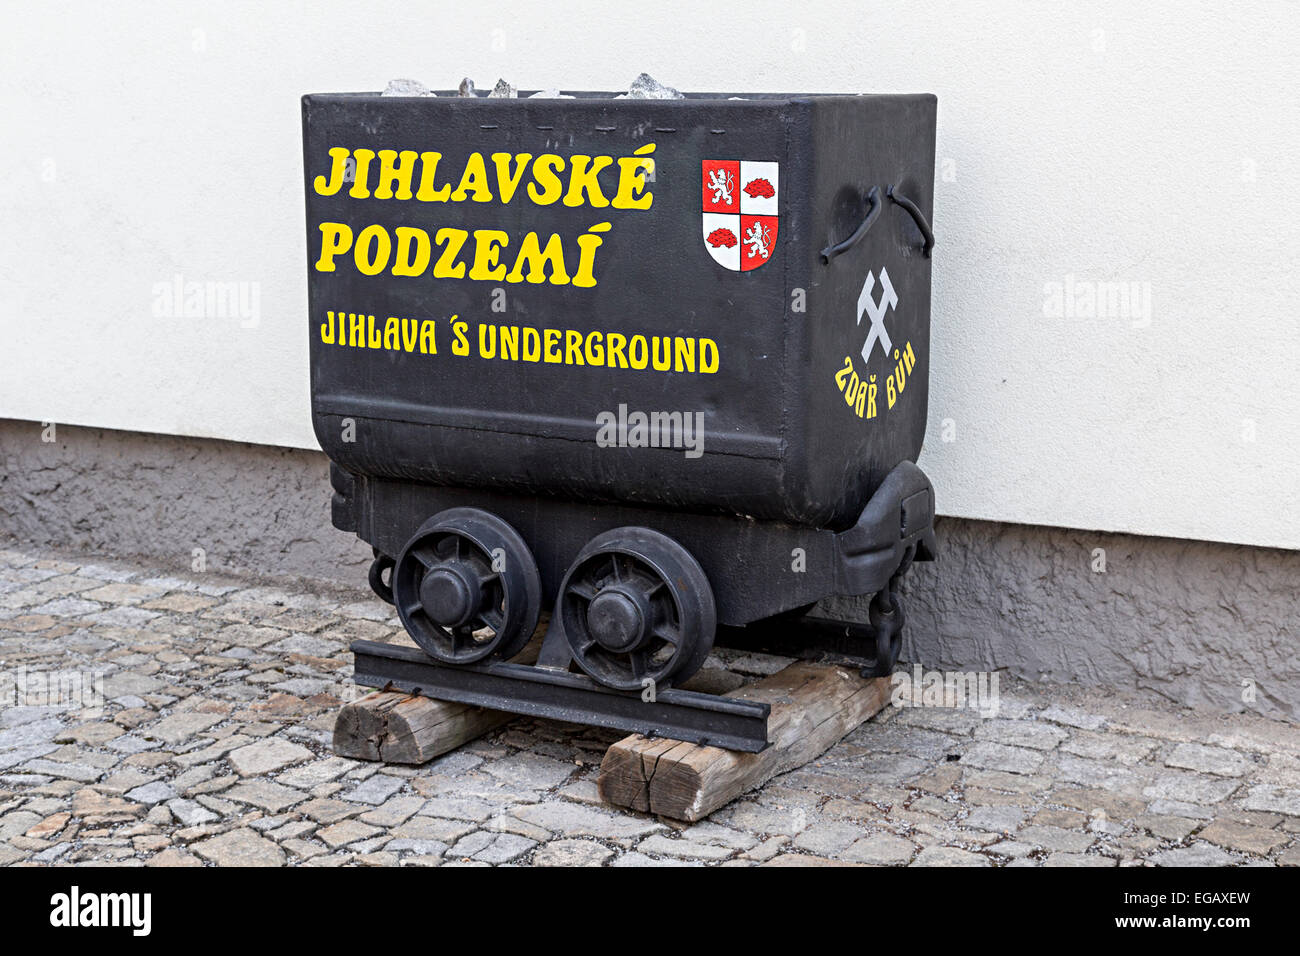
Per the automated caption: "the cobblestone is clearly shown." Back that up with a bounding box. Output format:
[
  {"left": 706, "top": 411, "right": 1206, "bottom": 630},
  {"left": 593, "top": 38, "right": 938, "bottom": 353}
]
[
  {"left": 193, "top": 828, "right": 285, "bottom": 866},
  {"left": 843, "top": 832, "right": 915, "bottom": 864},
  {"left": 912, "top": 845, "right": 990, "bottom": 866},
  {"left": 532, "top": 838, "right": 614, "bottom": 866},
  {"left": 1, "top": 544, "right": 1298, "bottom": 866}
]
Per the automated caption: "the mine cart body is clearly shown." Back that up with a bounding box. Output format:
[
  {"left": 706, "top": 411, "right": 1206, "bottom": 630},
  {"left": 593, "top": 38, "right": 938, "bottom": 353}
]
[{"left": 304, "top": 89, "right": 938, "bottom": 751}]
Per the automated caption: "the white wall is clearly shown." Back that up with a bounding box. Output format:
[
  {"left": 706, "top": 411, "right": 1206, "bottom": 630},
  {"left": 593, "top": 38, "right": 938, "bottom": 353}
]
[{"left": 2, "top": 0, "right": 1297, "bottom": 549}]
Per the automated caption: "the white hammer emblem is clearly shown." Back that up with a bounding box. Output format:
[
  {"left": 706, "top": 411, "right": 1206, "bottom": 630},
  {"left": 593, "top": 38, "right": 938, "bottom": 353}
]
[{"left": 857, "top": 267, "right": 898, "bottom": 363}]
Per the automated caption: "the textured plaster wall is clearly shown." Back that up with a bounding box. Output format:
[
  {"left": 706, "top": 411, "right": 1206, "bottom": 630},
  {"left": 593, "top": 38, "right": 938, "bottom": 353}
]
[
  {"left": 0, "top": 420, "right": 372, "bottom": 586},
  {"left": 831, "top": 524, "right": 1300, "bottom": 721},
  {"left": 1, "top": 2, "right": 1298, "bottom": 549},
  {"left": 3, "top": 420, "right": 1296, "bottom": 721}
]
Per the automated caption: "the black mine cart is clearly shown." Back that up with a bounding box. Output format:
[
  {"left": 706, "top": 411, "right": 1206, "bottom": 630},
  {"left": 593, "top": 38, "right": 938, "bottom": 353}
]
[{"left": 303, "top": 88, "right": 938, "bottom": 752}]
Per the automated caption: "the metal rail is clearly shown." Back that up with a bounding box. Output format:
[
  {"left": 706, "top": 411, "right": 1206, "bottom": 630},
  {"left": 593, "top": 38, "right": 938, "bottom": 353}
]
[{"left": 350, "top": 640, "right": 773, "bottom": 753}]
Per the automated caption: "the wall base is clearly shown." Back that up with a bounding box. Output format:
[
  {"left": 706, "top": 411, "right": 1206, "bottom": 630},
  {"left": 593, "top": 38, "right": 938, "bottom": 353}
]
[{"left": 3, "top": 419, "right": 1296, "bottom": 721}]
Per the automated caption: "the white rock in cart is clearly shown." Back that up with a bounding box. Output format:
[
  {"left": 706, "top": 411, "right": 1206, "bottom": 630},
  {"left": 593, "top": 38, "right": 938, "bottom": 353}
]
[
  {"left": 382, "top": 78, "right": 435, "bottom": 97},
  {"left": 529, "top": 88, "right": 575, "bottom": 99},
  {"left": 458, "top": 77, "right": 477, "bottom": 97},
  {"left": 621, "top": 72, "right": 684, "bottom": 99},
  {"left": 488, "top": 78, "right": 517, "bottom": 98}
]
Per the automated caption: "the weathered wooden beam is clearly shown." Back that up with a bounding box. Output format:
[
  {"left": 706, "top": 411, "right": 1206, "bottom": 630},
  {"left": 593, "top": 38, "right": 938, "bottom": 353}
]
[
  {"left": 335, "top": 628, "right": 545, "bottom": 765},
  {"left": 333, "top": 689, "right": 514, "bottom": 764},
  {"left": 598, "top": 662, "right": 892, "bottom": 822}
]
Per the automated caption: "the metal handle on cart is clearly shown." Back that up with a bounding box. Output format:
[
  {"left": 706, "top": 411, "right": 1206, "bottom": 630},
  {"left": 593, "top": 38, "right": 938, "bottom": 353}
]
[
  {"left": 820, "top": 186, "right": 881, "bottom": 263},
  {"left": 886, "top": 184, "right": 935, "bottom": 257},
  {"left": 821, "top": 184, "right": 936, "bottom": 262}
]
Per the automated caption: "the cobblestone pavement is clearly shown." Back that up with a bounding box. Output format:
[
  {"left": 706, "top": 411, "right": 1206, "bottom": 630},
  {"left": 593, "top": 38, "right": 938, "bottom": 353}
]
[{"left": 1, "top": 543, "right": 1299, "bottom": 867}]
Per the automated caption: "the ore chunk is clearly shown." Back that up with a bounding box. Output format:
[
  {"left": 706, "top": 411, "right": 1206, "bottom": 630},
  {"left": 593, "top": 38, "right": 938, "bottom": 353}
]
[
  {"left": 488, "top": 78, "right": 517, "bottom": 98},
  {"left": 529, "top": 88, "right": 574, "bottom": 99},
  {"left": 623, "top": 72, "right": 684, "bottom": 99},
  {"left": 458, "top": 77, "right": 477, "bottom": 97},
  {"left": 382, "top": 78, "right": 434, "bottom": 97}
]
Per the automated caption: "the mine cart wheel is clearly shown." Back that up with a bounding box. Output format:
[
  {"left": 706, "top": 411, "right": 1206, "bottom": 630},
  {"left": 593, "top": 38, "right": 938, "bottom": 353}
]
[
  {"left": 368, "top": 548, "right": 396, "bottom": 605},
  {"left": 393, "top": 508, "right": 542, "bottom": 665},
  {"left": 557, "top": 527, "right": 716, "bottom": 692}
]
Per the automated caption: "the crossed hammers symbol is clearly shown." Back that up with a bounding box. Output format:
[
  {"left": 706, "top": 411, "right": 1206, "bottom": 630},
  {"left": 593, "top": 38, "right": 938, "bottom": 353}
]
[{"left": 857, "top": 267, "right": 898, "bottom": 364}]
